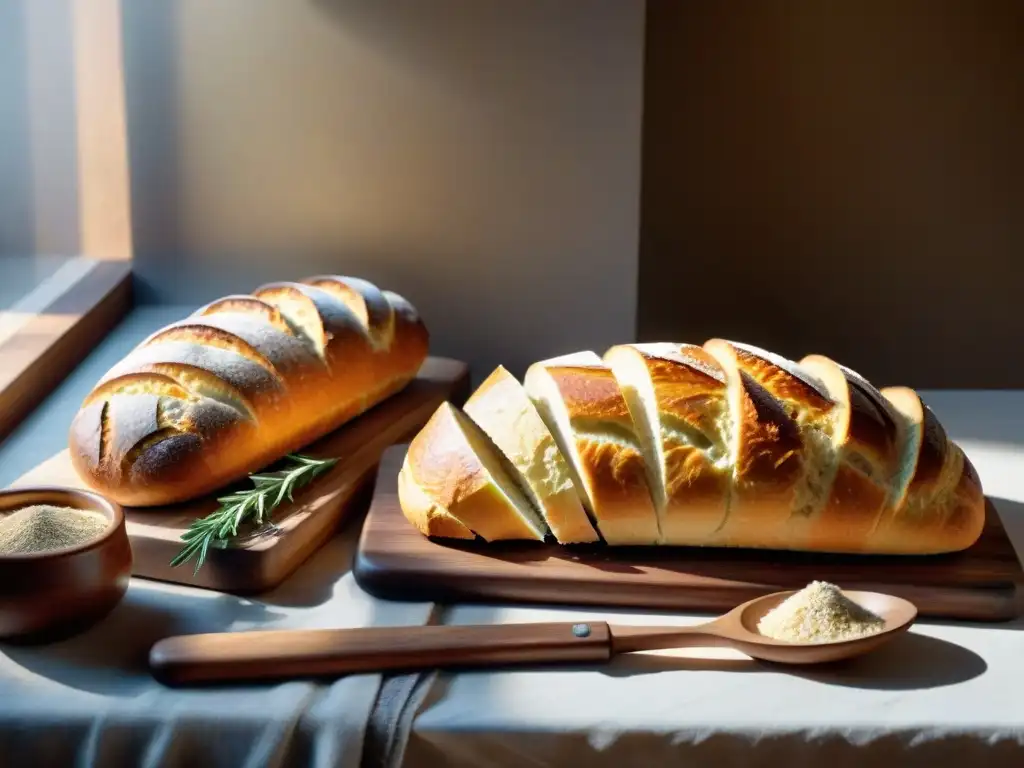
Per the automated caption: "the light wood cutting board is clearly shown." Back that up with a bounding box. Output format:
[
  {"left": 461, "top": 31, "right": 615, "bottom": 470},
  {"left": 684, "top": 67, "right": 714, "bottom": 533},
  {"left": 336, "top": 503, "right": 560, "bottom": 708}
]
[
  {"left": 12, "top": 358, "right": 470, "bottom": 594},
  {"left": 355, "top": 445, "right": 1024, "bottom": 622}
]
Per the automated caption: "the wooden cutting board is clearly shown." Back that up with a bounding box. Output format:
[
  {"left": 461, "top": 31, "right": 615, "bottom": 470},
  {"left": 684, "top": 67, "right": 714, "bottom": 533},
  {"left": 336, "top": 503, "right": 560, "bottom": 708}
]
[
  {"left": 355, "top": 445, "right": 1024, "bottom": 622},
  {"left": 12, "top": 358, "right": 470, "bottom": 594}
]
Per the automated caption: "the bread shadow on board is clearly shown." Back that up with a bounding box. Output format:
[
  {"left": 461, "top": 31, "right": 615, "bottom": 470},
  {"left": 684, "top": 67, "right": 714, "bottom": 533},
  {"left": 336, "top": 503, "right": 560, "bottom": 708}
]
[
  {"left": 443, "top": 538, "right": 647, "bottom": 575},
  {"left": 432, "top": 494, "right": 1020, "bottom": 580}
]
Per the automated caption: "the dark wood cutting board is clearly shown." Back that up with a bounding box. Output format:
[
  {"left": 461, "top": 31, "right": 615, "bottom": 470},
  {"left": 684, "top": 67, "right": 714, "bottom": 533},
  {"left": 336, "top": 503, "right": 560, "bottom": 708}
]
[
  {"left": 11, "top": 358, "right": 470, "bottom": 594},
  {"left": 355, "top": 445, "right": 1024, "bottom": 622}
]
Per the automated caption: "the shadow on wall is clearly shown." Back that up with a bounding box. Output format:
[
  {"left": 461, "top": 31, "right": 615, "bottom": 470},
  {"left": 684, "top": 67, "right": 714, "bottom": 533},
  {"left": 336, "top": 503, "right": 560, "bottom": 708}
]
[
  {"left": 638, "top": 0, "right": 1024, "bottom": 388},
  {"left": 118, "top": 0, "right": 644, "bottom": 382}
]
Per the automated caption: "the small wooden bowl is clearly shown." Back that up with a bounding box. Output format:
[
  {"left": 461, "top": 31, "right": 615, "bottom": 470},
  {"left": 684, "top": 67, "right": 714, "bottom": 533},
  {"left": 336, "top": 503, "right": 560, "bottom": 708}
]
[{"left": 0, "top": 487, "right": 132, "bottom": 643}]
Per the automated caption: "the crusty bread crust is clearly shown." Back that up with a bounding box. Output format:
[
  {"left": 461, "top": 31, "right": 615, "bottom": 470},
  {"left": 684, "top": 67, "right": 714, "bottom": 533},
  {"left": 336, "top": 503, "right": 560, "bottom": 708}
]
[
  {"left": 463, "top": 366, "right": 599, "bottom": 544},
  {"left": 604, "top": 343, "right": 730, "bottom": 544},
  {"left": 706, "top": 340, "right": 841, "bottom": 541},
  {"left": 399, "top": 402, "right": 546, "bottom": 542},
  {"left": 68, "top": 276, "right": 429, "bottom": 507},
  {"left": 866, "top": 386, "right": 976, "bottom": 553},
  {"left": 396, "top": 462, "right": 476, "bottom": 540},
  {"left": 793, "top": 355, "right": 899, "bottom": 552},
  {"left": 718, "top": 371, "right": 804, "bottom": 548},
  {"left": 398, "top": 343, "right": 986, "bottom": 555},
  {"left": 525, "top": 354, "right": 661, "bottom": 545}
]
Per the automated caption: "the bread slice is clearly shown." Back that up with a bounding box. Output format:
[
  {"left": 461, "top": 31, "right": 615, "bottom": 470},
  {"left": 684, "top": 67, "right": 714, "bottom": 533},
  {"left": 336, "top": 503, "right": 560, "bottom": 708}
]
[
  {"left": 604, "top": 343, "right": 731, "bottom": 545},
  {"left": 398, "top": 401, "right": 548, "bottom": 542},
  {"left": 797, "top": 355, "right": 903, "bottom": 551},
  {"left": 524, "top": 351, "right": 660, "bottom": 545},
  {"left": 463, "top": 366, "right": 599, "bottom": 544},
  {"left": 706, "top": 340, "right": 841, "bottom": 523},
  {"left": 700, "top": 341, "right": 804, "bottom": 548},
  {"left": 871, "top": 387, "right": 984, "bottom": 553}
]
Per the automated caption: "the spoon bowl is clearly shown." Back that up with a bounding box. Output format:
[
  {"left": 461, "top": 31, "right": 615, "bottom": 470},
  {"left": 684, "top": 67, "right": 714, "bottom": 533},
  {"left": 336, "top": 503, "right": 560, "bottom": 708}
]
[
  {"left": 605, "top": 589, "right": 918, "bottom": 665},
  {"left": 727, "top": 589, "right": 918, "bottom": 664}
]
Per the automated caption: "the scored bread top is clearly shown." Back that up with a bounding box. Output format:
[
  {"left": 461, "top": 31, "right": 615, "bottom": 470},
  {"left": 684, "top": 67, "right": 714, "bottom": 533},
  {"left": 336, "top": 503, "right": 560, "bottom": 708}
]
[
  {"left": 705, "top": 339, "right": 837, "bottom": 548},
  {"left": 305, "top": 276, "right": 396, "bottom": 349},
  {"left": 826, "top": 359, "right": 902, "bottom": 477},
  {"left": 69, "top": 275, "right": 428, "bottom": 507},
  {"left": 867, "top": 386, "right": 978, "bottom": 552},
  {"left": 718, "top": 340, "right": 834, "bottom": 418},
  {"left": 524, "top": 351, "right": 661, "bottom": 545},
  {"left": 463, "top": 365, "right": 599, "bottom": 544},
  {"left": 795, "top": 355, "right": 902, "bottom": 551},
  {"left": 398, "top": 340, "right": 985, "bottom": 555},
  {"left": 604, "top": 343, "right": 731, "bottom": 543}
]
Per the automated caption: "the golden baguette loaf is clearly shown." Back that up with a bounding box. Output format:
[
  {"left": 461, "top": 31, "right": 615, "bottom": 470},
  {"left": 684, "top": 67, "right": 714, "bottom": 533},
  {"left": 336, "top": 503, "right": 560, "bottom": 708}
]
[
  {"left": 69, "top": 276, "right": 428, "bottom": 507},
  {"left": 399, "top": 340, "right": 985, "bottom": 555}
]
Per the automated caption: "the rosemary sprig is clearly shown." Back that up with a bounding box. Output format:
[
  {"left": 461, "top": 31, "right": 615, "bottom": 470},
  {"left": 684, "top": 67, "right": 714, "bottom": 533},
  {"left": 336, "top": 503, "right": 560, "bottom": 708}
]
[{"left": 170, "top": 453, "right": 339, "bottom": 574}]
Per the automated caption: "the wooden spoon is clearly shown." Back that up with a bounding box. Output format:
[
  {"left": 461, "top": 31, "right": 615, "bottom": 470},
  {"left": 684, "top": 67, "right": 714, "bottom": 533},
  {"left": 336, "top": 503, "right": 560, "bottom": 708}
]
[{"left": 149, "top": 589, "right": 916, "bottom": 686}]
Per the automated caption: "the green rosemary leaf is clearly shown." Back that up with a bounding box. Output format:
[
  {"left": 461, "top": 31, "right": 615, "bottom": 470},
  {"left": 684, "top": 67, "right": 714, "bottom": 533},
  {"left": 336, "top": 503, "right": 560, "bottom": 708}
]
[
  {"left": 169, "top": 542, "right": 197, "bottom": 568},
  {"left": 179, "top": 527, "right": 208, "bottom": 542},
  {"left": 250, "top": 474, "right": 281, "bottom": 485},
  {"left": 170, "top": 452, "right": 339, "bottom": 572},
  {"left": 194, "top": 535, "right": 212, "bottom": 575},
  {"left": 272, "top": 476, "right": 291, "bottom": 508},
  {"left": 256, "top": 489, "right": 268, "bottom": 528},
  {"left": 217, "top": 494, "right": 250, "bottom": 504}
]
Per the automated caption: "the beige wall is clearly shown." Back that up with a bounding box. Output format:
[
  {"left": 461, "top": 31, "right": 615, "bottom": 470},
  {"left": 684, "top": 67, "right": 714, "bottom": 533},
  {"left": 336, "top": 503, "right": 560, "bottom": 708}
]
[
  {"left": 121, "top": 1, "right": 645, "bottom": 381},
  {"left": 639, "top": 1, "right": 1024, "bottom": 388}
]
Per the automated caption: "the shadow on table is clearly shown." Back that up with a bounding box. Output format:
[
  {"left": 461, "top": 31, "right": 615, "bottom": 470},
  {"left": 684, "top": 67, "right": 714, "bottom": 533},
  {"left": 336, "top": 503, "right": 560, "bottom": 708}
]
[
  {"left": 600, "top": 631, "right": 985, "bottom": 690},
  {"left": 0, "top": 588, "right": 288, "bottom": 697},
  {"left": 783, "top": 631, "right": 987, "bottom": 690},
  {"left": 259, "top": 486, "right": 372, "bottom": 609},
  {"left": 990, "top": 496, "right": 1024, "bottom": 563}
]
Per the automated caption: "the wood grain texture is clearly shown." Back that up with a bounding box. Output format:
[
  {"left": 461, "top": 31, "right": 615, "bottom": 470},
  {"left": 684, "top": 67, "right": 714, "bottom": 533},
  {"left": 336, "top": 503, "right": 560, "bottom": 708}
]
[
  {"left": 149, "top": 621, "right": 612, "bottom": 686},
  {"left": 0, "top": 259, "right": 132, "bottom": 442},
  {"left": 355, "top": 445, "right": 1024, "bottom": 621},
  {"left": 13, "top": 357, "right": 470, "bottom": 594}
]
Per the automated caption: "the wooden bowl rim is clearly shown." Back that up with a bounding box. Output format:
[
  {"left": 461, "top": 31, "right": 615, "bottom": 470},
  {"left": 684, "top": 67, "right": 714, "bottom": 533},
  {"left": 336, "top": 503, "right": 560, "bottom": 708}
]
[{"left": 0, "top": 486, "right": 126, "bottom": 562}]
